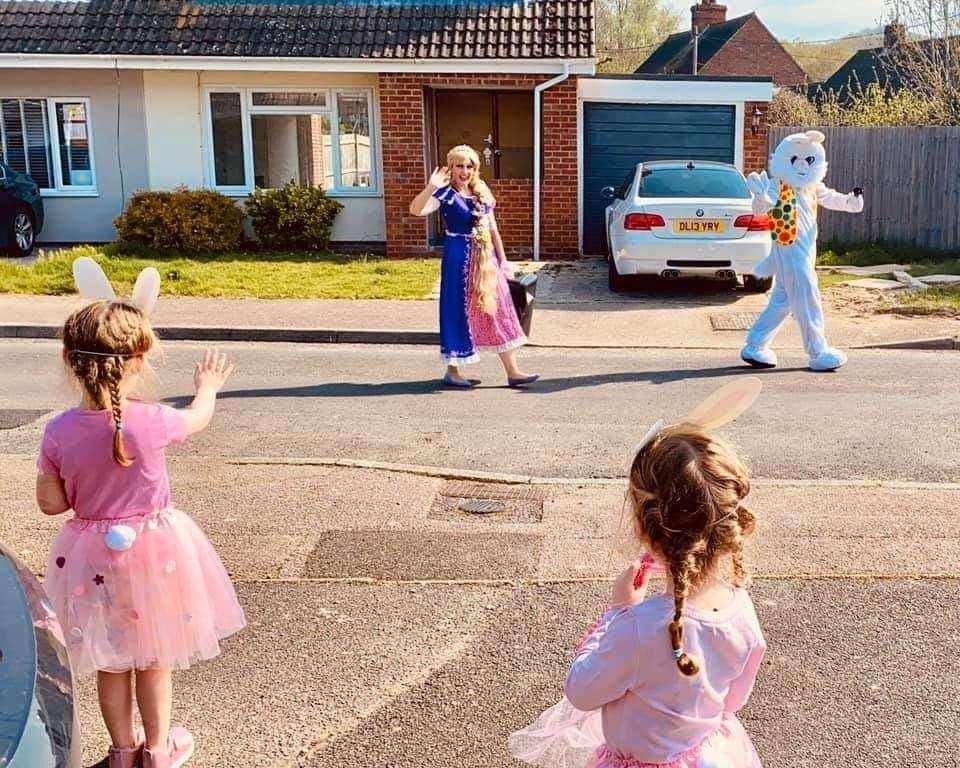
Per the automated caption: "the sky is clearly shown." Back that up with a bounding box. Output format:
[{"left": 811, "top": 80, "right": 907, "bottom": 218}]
[{"left": 666, "top": 0, "right": 888, "bottom": 41}]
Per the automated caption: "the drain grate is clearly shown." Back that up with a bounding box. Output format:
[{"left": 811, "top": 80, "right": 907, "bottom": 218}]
[
  {"left": 429, "top": 481, "right": 547, "bottom": 523},
  {"left": 710, "top": 313, "right": 759, "bottom": 331},
  {"left": 0, "top": 409, "right": 49, "bottom": 430}
]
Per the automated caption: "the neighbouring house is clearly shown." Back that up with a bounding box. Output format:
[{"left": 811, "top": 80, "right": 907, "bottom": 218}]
[
  {"left": 636, "top": 0, "right": 806, "bottom": 89},
  {"left": 814, "top": 23, "right": 926, "bottom": 105},
  {"left": 0, "top": 0, "right": 772, "bottom": 259}
]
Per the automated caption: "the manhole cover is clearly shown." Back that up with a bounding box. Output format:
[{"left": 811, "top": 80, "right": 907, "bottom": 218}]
[
  {"left": 429, "top": 481, "right": 547, "bottom": 524},
  {"left": 710, "top": 313, "right": 759, "bottom": 331},
  {"left": 0, "top": 409, "right": 49, "bottom": 430},
  {"left": 458, "top": 499, "right": 507, "bottom": 515}
]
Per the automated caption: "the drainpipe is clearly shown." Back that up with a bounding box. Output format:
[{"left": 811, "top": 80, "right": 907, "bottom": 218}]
[
  {"left": 692, "top": 26, "right": 699, "bottom": 75},
  {"left": 533, "top": 63, "right": 570, "bottom": 262}
]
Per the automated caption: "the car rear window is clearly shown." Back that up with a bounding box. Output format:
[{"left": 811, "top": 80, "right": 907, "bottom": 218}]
[{"left": 638, "top": 167, "right": 749, "bottom": 199}]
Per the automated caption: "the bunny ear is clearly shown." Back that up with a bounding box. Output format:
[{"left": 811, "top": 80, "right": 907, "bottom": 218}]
[
  {"left": 130, "top": 267, "right": 161, "bottom": 316},
  {"left": 685, "top": 377, "right": 763, "bottom": 431},
  {"left": 72, "top": 257, "right": 116, "bottom": 301},
  {"left": 627, "top": 418, "right": 665, "bottom": 472},
  {"left": 805, "top": 130, "right": 826, "bottom": 144}
]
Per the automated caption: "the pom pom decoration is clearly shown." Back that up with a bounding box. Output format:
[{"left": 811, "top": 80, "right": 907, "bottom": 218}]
[{"left": 105, "top": 524, "right": 137, "bottom": 552}]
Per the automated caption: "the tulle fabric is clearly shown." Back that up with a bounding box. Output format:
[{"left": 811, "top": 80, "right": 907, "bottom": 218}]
[
  {"left": 43, "top": 508, "right": 245, "bottom": 676},
  {"left": 508, "top": 697, "right": 761, "bottom": 768}
]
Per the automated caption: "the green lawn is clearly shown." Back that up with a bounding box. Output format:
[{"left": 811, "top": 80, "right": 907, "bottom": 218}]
[{"left": 1, "top": 245, "right": 440, "bottom": 300}]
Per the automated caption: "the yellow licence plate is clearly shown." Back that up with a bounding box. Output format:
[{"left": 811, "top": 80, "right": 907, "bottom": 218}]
[{"left": 673, "top": 219, "right": 726, "bottom": 234}]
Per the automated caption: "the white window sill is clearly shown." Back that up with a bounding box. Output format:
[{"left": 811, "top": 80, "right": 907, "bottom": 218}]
[
  {"left": 40, "top": 189, "right": 99, "bottom": 198},
  {"left": 216, "top": 188, "right": 382, "bottom": 199}
]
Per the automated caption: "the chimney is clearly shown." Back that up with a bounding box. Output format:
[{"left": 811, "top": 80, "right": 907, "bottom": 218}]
[
  {"left": 691, "top": 0, "right": 727, "bottom": 32},
  {"left": 884, "top": 22, "right": 907, "bottom": 49}
]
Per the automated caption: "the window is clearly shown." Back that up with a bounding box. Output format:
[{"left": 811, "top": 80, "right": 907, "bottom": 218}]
[
  {"left": 435, "top": 90, "right": 534, "bottom": 179},
  {"left": 638, "top": 167, "right": 750, "bottom": 199},
  {"left": 0, "top": 97, "right": 96, "bottom": 193},
  {"left": 206, "top": 88, "right": 376, "bottom": 195}
]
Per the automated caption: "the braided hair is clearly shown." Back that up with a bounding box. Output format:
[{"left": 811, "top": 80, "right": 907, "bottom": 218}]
[
  {"left": 61, "top": 300, "right": 157, "bottom": 467},
  {"left": 629, "top": 424, "right": 755, "bottom": 677}
]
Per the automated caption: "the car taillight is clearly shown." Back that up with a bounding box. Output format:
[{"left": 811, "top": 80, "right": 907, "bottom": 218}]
[
  {"left": 624, "top": 213, "right": 665, "bottom": 230},
  {"left": 734, "top": 214, "right": 775, "bottom": 231}
]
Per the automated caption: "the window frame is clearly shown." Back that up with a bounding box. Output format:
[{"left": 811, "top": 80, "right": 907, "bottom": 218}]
[
  {"left": 0, "top": 96, "right": 98, "bottom": 197},
  {"left": 202, "top": 86, "right": 379, "bottom": 197}
]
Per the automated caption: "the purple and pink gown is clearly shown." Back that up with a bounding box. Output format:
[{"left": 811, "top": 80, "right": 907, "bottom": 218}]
[
  {"left": 38, "top": 402, "right": 245, "bottom": 675},
  {"left": 431, "top": 185, "right": 526, "bottom": 366},
  {"left": 509, "top": 588, "right": 766, "bottom": 768}
]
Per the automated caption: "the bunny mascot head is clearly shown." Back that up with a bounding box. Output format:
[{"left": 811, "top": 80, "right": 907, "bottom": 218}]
[{"left": 740, "top": 130, "right": 864, "bottom": 372}]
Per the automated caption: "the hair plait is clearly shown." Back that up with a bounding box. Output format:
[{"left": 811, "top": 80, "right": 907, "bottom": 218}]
[
  {"left": 628, "top": 423, "right": 755, "bottom": 676},
  {"left": 61, "top": 300, "right": 156, "bottom": 467}
]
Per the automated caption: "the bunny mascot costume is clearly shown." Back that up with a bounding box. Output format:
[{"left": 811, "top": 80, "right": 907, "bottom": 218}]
[{"left": 740, "top": 130, "right": 864, "bottom": 372}]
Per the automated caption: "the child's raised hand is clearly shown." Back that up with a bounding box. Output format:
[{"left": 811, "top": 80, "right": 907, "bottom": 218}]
[
  {"left": 610, "top": 559, "right": 649, "bottom": 607},
  {"left": 194, "top": 348, "right": 234, "bottom": 393},
  {"left": 429, "top": 166, "right": 451, "bottom": 189}
]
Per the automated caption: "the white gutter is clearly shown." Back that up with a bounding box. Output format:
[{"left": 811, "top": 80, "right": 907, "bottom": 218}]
[
  {"left": 533, "top": 63, "right": 571, "bottom": 262},
  {"left": 0, "top": 53, "right": 595, "bottom": 75}
]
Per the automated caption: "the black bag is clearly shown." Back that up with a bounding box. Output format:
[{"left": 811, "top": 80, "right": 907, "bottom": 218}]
[{"left": 507, "top": 271, "right": 538, "bottom": 337}]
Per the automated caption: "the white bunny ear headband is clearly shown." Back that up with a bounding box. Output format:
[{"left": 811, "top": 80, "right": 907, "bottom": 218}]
[
  {"left": 628, "top": 377, "right": 763, "bottom": 470},
  {"left": 68, "top": 257, "right": 161, "bottom": 357},
  {"left": 72, "top": 256, "right": 160, "bottom": 318}
]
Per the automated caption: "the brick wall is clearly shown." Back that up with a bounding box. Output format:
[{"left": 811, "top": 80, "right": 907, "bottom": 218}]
[
  {"left": 700, "top": 16, "right": 807, "bottom": 88},
  {"left": 742, "top": 100, "right": 770, "bottom": 175},
  {"left": 378, "top": 73, "right": 579, "bottom": 259}
]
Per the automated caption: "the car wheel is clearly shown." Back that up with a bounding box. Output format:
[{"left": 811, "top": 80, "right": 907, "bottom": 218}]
[
  {"left": 608, "top": 253, "right": 628, "bottom": 292},
  {"left": 743, "top": 274, "right": 773, "bottom": 293},
  {"left": 6, "top": 206, "right": 36, "bottom": 258}
]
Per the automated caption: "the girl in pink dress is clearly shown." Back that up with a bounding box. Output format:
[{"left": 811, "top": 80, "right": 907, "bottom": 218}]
[
  {"left": 37, "top": 288, "right": 244, "bottom": 768},
  {"left": 509, "top": 383, "right": 766, "bottom": 768}
]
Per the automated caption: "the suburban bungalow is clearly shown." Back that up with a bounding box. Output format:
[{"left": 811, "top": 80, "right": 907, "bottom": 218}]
[
  {"left": 0, "top": 0, "right": 772, "bottom": 259},
  {"left": 636, "top": 0, "right": 806, "bottom": 88}
]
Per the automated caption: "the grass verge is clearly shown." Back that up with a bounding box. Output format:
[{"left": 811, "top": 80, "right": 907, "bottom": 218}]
[{"left": 0, "top": 244, "right": 440, "bottom": 300}]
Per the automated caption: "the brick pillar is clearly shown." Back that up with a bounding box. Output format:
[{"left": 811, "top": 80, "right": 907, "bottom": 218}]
[
  {"left": 539, "top": 77, "right": 580, "bottom": 259},
  {"left": 742, "top": 101, "right": 770, "bottom": 175}
]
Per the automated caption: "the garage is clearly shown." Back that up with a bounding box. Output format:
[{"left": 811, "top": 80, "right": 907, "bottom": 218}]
[{"left": 577, "top": 76, "right": 774, "bottom": 256}]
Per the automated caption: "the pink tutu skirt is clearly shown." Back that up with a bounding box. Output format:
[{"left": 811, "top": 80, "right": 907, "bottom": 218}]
[
  {"left": 508, "top": 697, "right": 761, "bottom": 768},
  {"left": 43, "top": 508, "right": 245, "bottom": 676}
]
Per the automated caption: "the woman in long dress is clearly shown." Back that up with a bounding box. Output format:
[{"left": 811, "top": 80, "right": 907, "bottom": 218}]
[{"left": 409, "top": 145, "right": 539, "bottom": 388}]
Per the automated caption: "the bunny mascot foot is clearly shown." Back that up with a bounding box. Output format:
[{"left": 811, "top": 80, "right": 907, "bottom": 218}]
[
  {"left": 739, "top": 344, "right": 778, "bottom": 370},
  {"left": 742, "top": 131, "right": 864, "bottom": 373},
  {"left": 808, "top": 348, "right": 847, "bottom": 372}
]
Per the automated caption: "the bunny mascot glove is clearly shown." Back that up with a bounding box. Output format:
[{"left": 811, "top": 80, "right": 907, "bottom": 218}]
[{"left": 740, "top": 130, "right": 864, "bottom": 372}]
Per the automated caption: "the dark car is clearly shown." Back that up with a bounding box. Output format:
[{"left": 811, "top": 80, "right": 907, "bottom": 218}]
[
  {"left": 0, "top": 161, "right": 45, "bottom": 258},
  {"left": 0, "top": 540, "right": 81, "bottom": 767}
]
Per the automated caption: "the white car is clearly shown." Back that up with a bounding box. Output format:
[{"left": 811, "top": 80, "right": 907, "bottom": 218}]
[{"left": 603, "top": 160, "right": 774, "bottom": 293}]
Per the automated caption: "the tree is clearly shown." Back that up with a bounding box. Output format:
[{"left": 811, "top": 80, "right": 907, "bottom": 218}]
[
  {"left": 882, "top": 0, "right": 960, "bottom": 122},
  {"left": 595, "top": 0, "right": 682, "bottom": 74}
]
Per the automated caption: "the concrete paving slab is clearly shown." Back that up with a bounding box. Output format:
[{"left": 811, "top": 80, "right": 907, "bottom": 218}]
[
  {"left": 309, "top": 580, "right": 960, "bottom": 768},
  {"left": 823, "top": 264, "right": 909, "bottom": 276},
  {"left": 841, "top": 278, "right": 906, "bottom": 290},
  {"left": 919, "top": 274, "right": 960, "bottom": 286}
]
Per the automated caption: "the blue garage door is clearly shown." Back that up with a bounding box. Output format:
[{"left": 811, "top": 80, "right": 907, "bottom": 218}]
[{"left": 582, "top": 103, "right": 736, "bottom": 255}]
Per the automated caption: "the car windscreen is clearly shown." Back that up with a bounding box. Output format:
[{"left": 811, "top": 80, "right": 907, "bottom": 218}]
[{"left": 637, "top": 167, "right": 750, "bottom": 199}]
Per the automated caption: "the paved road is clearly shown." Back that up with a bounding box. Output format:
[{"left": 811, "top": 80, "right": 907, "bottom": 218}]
[
  {"left": 1, "top": 339, "right": 958, "bottom": 767},
  {"left": 1, "top": 340, "right": 958, "bottom": 481}
]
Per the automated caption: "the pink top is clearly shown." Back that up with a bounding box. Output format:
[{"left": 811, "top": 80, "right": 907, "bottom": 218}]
[
  {"left": 37, "top": 401, "right": 188, "bottom": 520},
  {"left": 565, "top": 588, "right": 765, "bottom": 763}
]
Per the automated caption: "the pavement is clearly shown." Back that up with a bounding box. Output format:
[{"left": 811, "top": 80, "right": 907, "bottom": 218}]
[
  {"left": 1, "top": 338, "right": 959, "bottom": 767},
  {"left": 2, "top": 259, "right": 959, "bottom": 350}
]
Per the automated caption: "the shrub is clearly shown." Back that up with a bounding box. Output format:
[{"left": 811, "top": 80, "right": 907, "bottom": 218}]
[
  {"left": 114, "top": 187, "right": 244, "bottom": 252},
  {"left": 245, "top": 182, "right": 344, "bottom": 251}
]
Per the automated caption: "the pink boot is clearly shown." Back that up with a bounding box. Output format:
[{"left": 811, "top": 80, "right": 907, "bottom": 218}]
[
  {"left": 142, "top": 727, "right": 195, "bottom": 768},
  {"left": 107, "top": 743, "right": 142, "bottom": 768}
]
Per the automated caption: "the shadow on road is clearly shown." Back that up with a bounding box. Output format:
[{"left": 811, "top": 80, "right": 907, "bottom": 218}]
[{"left": 163, "top": 365, "right": 811, "bottom": 404}]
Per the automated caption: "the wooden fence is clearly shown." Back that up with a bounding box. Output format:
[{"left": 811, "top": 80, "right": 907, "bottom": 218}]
[{"left": 769, "top": 126, "right": 960, "bottom": 250}]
